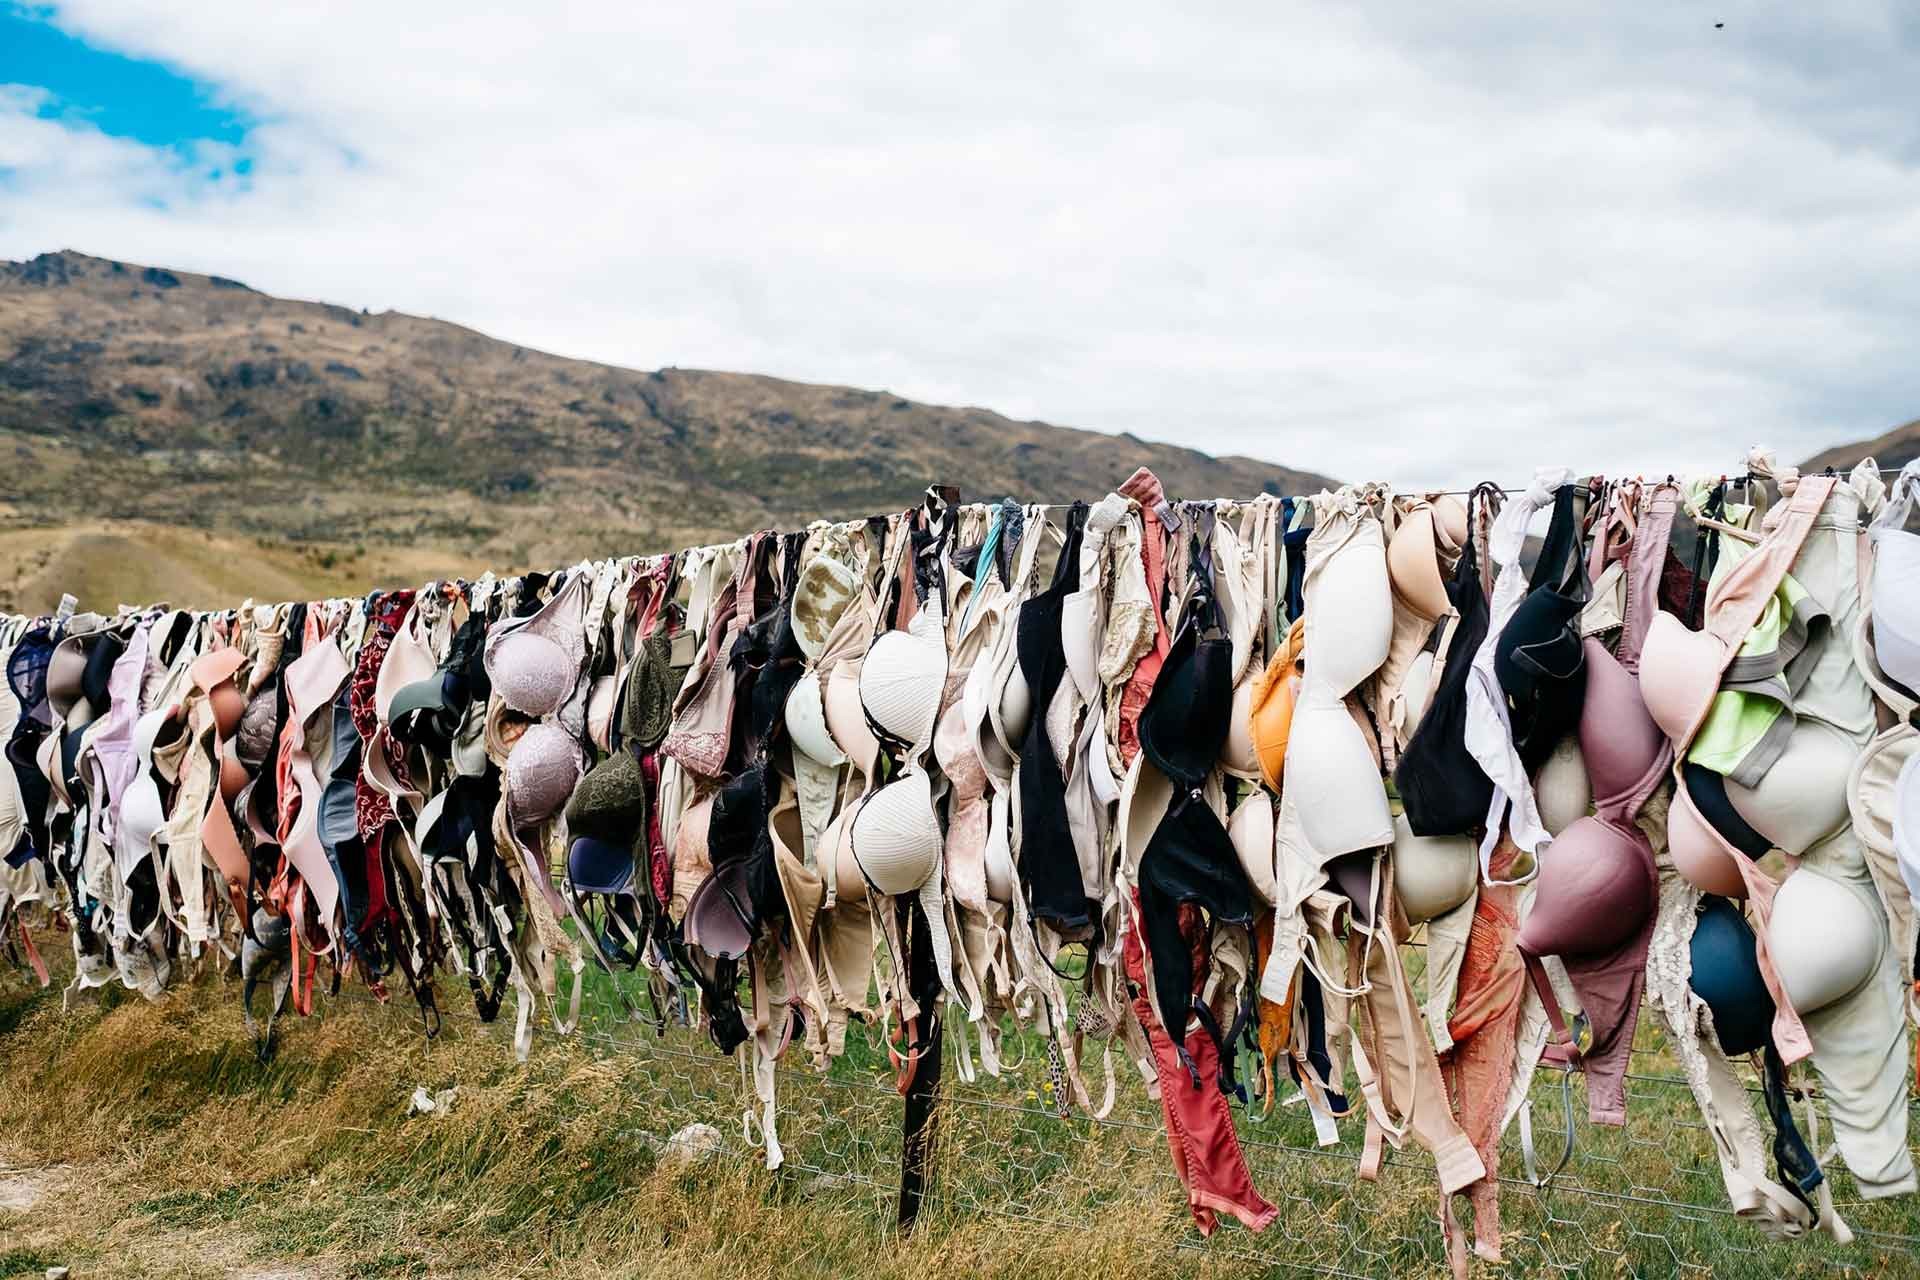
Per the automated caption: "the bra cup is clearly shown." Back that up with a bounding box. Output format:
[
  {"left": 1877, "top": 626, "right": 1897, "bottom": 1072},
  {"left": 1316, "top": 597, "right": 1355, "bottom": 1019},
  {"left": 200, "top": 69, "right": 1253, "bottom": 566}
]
[
  {"left": 1519, "top": 818, "right": 1653, "bottom": 957},
  {"left": 997, "top": 662, "right": 1033, "bottom": 747},
  {"left": 218, "top": 746, "right": 248, "bottom": 803},
  {"left": 1399, "top": 648, "right": 1436, "bottom": 736},
  {"left": 1392, "top": 812, "right": 1477, "bottom": 923},
  {"left": 793, "top": 554, "right": 859, "bottom": 662},
  {"left": 1386, "top": 506, "right": 1451, "bottom": 622},
  {"left": 1312, "top": 539, "right": 1393, "bottom": 696},
  {"left": 1534, "top": 735, "right": 1593, "bottom": 837},
  {"left": 850, "top": 770, "right": 941, "bottom": 896},
  {"left": 1724, "top": 720, "right": 1857, "bottom": 856},
  {"left": 861, "top": 612, "right": 945, "bottom": 749},
  {"left": 1895, "top": 749, "right": 1920, "bottom": 900},
  {"left": 505, "top": 723, "right": 580, "bottom": 824},
  {"left": 983, "top": 797, "right": 1015, "bottom": 905},
  {"left": 585, "top": 674, "right": 619, "bottom": 753},
  {"left": 1431, "top": 494, "right": 1468, "bottom": 549},
  {"left": 1228, "top": 790, "right": 1277, "bottom": 906},
  {"left": 1638, "top": 613, "right": 1719, "bottom": 744},
  {"left": 492, "top": 633, "right": 573, "bottom": 718},
  {"left": 1668, "top": 785, "right": 1749, "bottom": 898},
  {"left": 1577, "top": 641, "right": 1664, "bottom": 802},
  {"left": 824, "top": 661, "right": 879, "bottom": 771},
  {"left": 119, "top": 776, "right": 166, "bottom": 860},
  {"left": 1689, "top": 897, "right": 1776, "bottom": 1057},
  {"left": 1119, "top": 751, "right": 1173, "bottom": 881},
  {"left": 1219, "top": 677, "right": 1260, "bottom": 779},
  {"left": 1286, "top": 700, "right": 1391, "bottom": 859},
  {"left": 821, "top": 808, "right": 864, "bottom": 906},
  {"left": 669, "top": 793, "right": 715, "bottom": 920},
  {"left": 1249, "top": 661, "right": 1299, "bottom": 793},
  {"left": 1769, "top": 867, "right": 1884, "bottom": 1014},
  {"left": 1871, "top": 531, "right": 1920, "bottom": 694},
  {"left": 786, "top": 674, "right": 845, "bottom": 766},
  {"left": 209, "top": 682, "right": 246, "bottom": 740}
]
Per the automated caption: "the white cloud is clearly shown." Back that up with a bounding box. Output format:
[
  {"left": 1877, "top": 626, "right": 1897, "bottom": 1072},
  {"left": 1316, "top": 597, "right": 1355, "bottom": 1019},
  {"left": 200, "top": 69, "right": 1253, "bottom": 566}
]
[{"left": 3, "top": 2, "right": 1919, "bottom": 485}]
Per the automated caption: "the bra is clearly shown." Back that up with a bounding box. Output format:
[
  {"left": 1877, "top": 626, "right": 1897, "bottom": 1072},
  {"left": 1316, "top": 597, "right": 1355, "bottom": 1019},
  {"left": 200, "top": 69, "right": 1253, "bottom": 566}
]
[
  {"left": 485, "top": 573, "right": 588, "bottom": 718},
  {"left": 1394, "top": 484, "right": 1500, "bottom": 837},
  {"left": 1288, "top": 490, "right": 1394, "bottom": 859},
  {"left": 1516, "top": 483, "right": 1675, "bottom": 1065},
  {"left": 1386, "top": 494, "right": 1467, "bottom": 623},
  {"left": 1493, "top": 482, "right": 1590, "bottom": 772}
]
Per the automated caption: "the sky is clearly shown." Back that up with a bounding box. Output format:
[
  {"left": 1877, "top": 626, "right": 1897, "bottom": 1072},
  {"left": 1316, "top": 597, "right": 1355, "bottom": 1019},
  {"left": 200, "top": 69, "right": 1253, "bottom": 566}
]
[{"left": 2, "top": 2, "right": 1919, "bottom": 487}]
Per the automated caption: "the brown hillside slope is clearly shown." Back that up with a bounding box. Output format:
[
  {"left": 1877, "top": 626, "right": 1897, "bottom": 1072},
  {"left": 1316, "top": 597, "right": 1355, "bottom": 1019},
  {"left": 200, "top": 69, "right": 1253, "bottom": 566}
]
[{"left": 0, "top": 250, "right": 1332, "bottom": 605}]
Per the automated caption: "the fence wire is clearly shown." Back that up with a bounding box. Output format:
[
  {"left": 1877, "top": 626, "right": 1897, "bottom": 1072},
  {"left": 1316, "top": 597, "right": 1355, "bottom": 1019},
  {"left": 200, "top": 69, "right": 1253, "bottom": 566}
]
[{"left": 351, "top": 943, "right": 1920, "bottom": 1280}]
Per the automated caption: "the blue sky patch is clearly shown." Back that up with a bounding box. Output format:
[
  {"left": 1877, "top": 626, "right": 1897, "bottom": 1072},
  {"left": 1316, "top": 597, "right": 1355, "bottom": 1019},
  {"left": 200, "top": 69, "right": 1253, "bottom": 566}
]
[{"left": 0, "top": 5, "right": 255, "bottom": 153}]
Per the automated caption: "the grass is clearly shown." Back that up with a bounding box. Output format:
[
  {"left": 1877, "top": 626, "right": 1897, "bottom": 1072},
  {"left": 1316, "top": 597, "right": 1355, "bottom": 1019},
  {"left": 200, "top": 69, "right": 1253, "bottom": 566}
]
[{"left": 1, "top": 940, "right": 1916, "bottom": 1278}]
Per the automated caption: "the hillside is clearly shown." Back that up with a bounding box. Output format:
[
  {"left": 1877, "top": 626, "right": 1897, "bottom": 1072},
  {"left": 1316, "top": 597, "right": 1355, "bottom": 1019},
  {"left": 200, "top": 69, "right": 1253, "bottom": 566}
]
[
  {"left": 1802, "top": 418, "right": 1920, "bottom": 475},
  {"left": 0, "top": 250, "right": 1332, "bottom": 610}
]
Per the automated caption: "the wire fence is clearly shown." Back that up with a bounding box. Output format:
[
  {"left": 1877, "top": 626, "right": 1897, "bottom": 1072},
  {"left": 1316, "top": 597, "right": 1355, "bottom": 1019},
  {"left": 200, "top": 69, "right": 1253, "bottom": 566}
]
[{"left": 367, "top": 944, "right": 1920, "bottom": 1280}]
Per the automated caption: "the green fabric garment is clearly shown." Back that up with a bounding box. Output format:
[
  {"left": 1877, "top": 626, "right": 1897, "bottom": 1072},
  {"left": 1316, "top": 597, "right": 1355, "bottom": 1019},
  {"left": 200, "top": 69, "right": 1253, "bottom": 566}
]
[{"left": 1688, "top": 534, "right": 1829, "bottom": 785}]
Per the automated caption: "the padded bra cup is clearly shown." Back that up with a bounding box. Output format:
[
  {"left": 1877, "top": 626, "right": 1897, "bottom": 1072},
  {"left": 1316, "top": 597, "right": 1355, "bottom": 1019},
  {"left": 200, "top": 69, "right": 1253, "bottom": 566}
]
[
  {"left": 1534, "top": 736, "right": 1592, "bottom": 836},
  {"left": 850, "top": 770, "right": 940, "bottom": 896},
  {"left": 824, "top": 661, "right": 879, "bottom": 769},
  {"left": 119, "top": 777, "right": 166, "bottom": 857},
  {"left": 1399, "top": 648, "right": 1436, "bottom": 733},
  {"left": 1287, "top": 699, "right": 1391, "bottom": 858},
  {"left": 1689, "top": 896, "right": 1775, "bottom": 1056},
  {"left": 1576, "top": 641, "right": 1663, "bottom": 801},
  {"left": 1392, "top": 813, "right": 1476, "bottom": 923},
  {"left": 861, "top": 610, "right": 945, "bottom": 749},
  {"left": 1494, "top": 588, "right": 1586, "bottom": 766},
  {"left": 1723, "top": 719, "right": 1856, "bottom": 855},
  {"left": 493, "top": 633, "right": 572, "bottom": 717},
  {"left": 1387, "top": 506, "right": 1452, "bottom": 623},
  {"left": 1768, "top": 868, "right": 1883, "bottom": 1014},
  {"left": 506, "top": 723, "right": 578, "bottom": 823},
  {"left": 1312, "top": 540, "right": 1392, "bottom": 696},
  {"left": 1638, "top": 612, "right": 1718, "bottom": 744},
  {"left": 1871, "top": 530, "right": 1920, "bottom": 694},
  {"left": 208, "top": 681, "right": 246, "bottom": 740},
  {"left": 1669, "top": 779, "right": 1753, "bottom": 898},
  {"left": 1518, "top": 816, "right": 1654, "bottom": 958},
  {"left": 1682, "top": 763, "right": 1770, "bottom": 859}
]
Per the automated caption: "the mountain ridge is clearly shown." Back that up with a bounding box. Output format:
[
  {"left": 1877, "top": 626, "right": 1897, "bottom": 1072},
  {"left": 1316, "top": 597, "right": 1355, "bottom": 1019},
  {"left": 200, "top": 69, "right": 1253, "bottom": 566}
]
[{"left": 0, "top": 250, "right": 1332, "bottom": 595}]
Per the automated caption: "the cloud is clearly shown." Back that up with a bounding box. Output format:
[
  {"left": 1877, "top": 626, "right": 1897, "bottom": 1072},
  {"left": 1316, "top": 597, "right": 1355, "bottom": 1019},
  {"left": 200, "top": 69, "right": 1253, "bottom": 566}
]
[{"left": 3, "top": 2, "right": 1919, "bottom": 485}]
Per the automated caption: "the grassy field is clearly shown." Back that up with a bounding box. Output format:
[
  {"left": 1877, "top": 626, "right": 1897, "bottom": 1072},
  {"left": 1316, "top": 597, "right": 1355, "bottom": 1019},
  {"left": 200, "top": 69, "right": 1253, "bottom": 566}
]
[
  {"left": 0, "top": 521, "right": 478, "bottom": 616},
  {"left": 2, "top": 940, "right": 1917, "bottom": 1279}
]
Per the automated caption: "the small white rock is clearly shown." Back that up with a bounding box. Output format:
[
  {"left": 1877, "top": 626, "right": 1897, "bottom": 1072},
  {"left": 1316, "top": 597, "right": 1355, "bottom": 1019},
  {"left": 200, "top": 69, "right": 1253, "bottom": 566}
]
[
  {"left": 659, "top": 1122, "right": 723, "bottom": 1169},
  {"left": 47, "top": 1267, "right": 71, "bottom": 1280},
  {"left": 406, "top": 1086, "right": 436, "bottom": 1115}
]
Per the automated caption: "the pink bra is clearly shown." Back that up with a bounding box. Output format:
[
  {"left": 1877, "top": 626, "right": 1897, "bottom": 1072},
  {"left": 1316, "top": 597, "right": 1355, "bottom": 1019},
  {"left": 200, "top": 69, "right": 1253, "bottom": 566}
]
[{"left": 1516, "top": 483, "right": 1674, "bottom": 1124}]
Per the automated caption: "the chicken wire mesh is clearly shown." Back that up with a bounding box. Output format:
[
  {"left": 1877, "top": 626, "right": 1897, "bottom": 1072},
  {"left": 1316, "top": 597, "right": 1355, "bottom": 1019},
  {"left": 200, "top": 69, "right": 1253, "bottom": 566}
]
[{"left": 472, "top": 945, "right": 1920, "bottom": 1280}]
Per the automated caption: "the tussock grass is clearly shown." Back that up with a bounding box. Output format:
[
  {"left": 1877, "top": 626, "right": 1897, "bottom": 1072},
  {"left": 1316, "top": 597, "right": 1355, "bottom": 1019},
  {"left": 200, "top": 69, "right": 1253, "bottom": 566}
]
[
  {"left": 4, "top": 957, "right": 1915, "bottom": 1278},
  {"left": 0, "top": 973, "right": 1234, "bottom": 1279}
]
